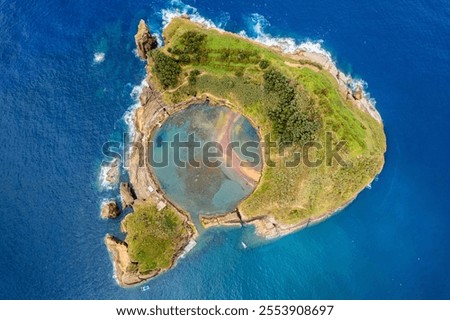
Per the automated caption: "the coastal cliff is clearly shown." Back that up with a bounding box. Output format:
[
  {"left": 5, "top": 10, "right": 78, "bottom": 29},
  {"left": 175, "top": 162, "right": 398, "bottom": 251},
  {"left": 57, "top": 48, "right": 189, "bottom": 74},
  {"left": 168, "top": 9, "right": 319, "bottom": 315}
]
[{"left": 105, "top": 235, "right": 156, "bottom": 286}]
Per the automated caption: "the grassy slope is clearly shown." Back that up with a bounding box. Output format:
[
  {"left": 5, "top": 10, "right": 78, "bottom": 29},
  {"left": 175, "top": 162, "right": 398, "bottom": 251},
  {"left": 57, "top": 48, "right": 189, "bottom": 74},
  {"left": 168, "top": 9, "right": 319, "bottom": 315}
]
[
  {"left": 124, "top": 204, "right": 188, "bottom": 274},
  {"left": 158, "top": 18, "right": 386, "bottom": 224}
]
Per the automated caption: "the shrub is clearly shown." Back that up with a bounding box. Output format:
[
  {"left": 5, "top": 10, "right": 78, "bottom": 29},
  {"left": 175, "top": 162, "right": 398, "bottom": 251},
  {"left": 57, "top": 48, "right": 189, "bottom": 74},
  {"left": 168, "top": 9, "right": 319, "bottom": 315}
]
[
  {"left": 188, "top": 69, "right": 201, "bottom": 85},
  {"left": 259, "top": 59, "right": 270, "bottom": 69}
]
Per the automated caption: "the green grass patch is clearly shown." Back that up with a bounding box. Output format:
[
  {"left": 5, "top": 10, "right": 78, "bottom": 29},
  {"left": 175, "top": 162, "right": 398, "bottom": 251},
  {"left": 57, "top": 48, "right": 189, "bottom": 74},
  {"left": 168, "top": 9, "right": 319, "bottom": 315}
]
[{"left": 124, "top": 204, "right": 187, "bottom": 274}]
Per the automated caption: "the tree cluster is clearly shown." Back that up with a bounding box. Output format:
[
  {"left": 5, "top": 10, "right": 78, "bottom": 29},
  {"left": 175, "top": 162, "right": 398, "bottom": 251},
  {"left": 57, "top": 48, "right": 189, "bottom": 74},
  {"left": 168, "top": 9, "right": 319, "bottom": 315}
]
[
  {"left": 218, "top": 48, "right": 260, "bottom": 64},
  {"left": 168, "top": 31, "right": 209, "bottom": 64},
  {"left": 152, "top": 51, "right": 181, "bottom": 88},
  {"left": 264, "top": 69, "right": 320, "bottom": 144}
]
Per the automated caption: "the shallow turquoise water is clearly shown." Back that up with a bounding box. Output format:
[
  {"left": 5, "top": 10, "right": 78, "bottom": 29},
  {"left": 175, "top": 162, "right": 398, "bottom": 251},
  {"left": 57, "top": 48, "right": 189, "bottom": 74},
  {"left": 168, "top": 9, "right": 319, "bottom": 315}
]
[{"left": 151, "top": 104, "right": 261, "bottom": 217}]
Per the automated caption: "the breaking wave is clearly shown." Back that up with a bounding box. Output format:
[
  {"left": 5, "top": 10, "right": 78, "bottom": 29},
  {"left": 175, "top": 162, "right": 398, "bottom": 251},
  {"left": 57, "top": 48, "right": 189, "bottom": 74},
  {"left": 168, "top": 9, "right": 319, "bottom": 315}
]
[
  {"left": 123, "top": 78, "right": 148, "bottom": 141},
  {"left": 93, "top": 52, "right": 105, "bottom": 64},
  {"left": 161, "top": 0, "right": 217, "bottom": 29}
]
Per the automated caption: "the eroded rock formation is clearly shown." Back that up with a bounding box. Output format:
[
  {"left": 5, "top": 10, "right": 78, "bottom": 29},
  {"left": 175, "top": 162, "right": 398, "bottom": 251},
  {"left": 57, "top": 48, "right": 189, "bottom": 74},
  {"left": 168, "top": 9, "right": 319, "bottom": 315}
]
[
  {"left": 101, "top": 200, "right": 120, "bottom": 219},
  {"left": 120, "top": 182, "right": 136, "bottom": 208},
  {"left": 134, "top": 19, "right": 158, "bottom": 60}
]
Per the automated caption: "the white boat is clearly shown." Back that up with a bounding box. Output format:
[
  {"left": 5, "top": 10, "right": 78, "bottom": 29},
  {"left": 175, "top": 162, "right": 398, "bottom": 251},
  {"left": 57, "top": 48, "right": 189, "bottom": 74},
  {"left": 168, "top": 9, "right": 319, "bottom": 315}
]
[
  {"left": 141, "top": 285, "right": 150, "bottom": 292},
  {"left": 241, "top": 242, "right": 247, "bottom": 249}
]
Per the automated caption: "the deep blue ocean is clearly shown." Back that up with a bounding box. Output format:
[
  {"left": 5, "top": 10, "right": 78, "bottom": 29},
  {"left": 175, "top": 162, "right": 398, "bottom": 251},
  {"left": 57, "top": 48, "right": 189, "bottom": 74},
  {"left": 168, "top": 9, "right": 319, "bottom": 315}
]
[{"left": 1, "top": 0, "right": 449, "bottom": 299}]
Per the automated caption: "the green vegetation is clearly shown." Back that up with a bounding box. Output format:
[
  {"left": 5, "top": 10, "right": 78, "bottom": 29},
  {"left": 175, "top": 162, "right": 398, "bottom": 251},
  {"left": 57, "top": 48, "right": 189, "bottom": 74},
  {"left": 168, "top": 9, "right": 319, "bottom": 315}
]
[
  {"left": 263, "top": 68, "right": 320, "bottom": 144},
  {"left": 152, "top": 51, "right": 181, "bottom": 89},
  {"left": 259, "top": 59, "right": 270, "bottom": 69},
  {"left": 168, "top": 30, "right": 209, "bottom": 64},
  {"left": 124, "top": 204, "right": 187, "bottom": 274},
  {"left": 187, "top": 69, "right": 201, "bottom": 85},
  {"left": 150, "top": 18, "right": 386, "bottom": 224}
]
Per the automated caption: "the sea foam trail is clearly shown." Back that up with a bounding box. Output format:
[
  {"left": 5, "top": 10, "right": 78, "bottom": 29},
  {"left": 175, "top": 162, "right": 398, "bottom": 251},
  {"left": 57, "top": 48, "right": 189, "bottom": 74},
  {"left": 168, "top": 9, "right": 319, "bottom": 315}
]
[
  {"left": 98, "top": 79, "right": 147, "bottom": 191},
  {"left": 123, "top": 78, "right": 148, "bottom": 141},
  {"left": 242, "top": 13, "right": 377, "bottom": 105},
  {"left": 98, "top": 165, "right": 114, "bottom": 191},
  {"left": 242, "top": 13, "right": 332, "bottom": 59},
  {"left": 161, "top": 0, "right": 217, "bottom": 29}
]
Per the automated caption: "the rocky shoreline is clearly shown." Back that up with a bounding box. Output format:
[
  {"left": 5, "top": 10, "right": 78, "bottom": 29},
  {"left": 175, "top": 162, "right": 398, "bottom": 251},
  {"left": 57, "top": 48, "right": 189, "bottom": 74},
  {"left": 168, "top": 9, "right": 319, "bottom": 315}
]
[
  {"left": 199, "top": 193, "right": 362, "bottom": 239},
  {"left": 104, "top": 20, "right": 199, "bottom": 287}
]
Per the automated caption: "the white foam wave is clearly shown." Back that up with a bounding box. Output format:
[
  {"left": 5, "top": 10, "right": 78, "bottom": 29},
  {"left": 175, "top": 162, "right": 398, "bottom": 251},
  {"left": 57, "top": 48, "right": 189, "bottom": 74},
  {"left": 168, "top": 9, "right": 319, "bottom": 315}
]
[
  {"left": 99, "top": 165, "right": 114, "bottom": 190},
  {"left": 348, "top": 78, "right": 377, "bottom": 106},
  {"left": 123, "top": 78, "right": 148, "bottom": 141},
  {"left": 153, "top": 33, "right": 163, "bottom": 47},
  {"left": 93, "top": 52, "right": 105, "bottom": 64},
  {"left": 161, "top": 0, "right": 217, "bottom": 29},
  {"left": 132, "top": 48, "right": 139, "bottom": 59},
  {"left": 243, "top": 13, "right": 377, "bottom": 107},
  {"left": 243, "top": 13, "right": 332, "bottom": 60}
]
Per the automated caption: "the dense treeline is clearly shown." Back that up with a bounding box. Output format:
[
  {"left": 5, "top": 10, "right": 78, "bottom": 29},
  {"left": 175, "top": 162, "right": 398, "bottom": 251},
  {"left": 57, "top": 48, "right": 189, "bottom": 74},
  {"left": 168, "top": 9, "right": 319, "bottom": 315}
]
[
  {"left": 152, "top": 51, "right": 181, "bottom": 88},
  {"left": 168, "top": 31, "right": 209, "bottom": 64},
  {"left": 264, "top": 69, "right": 321, "bottom": 144},
  {"left": 217, "top": 48, "right": 260, "bottom": 64}
]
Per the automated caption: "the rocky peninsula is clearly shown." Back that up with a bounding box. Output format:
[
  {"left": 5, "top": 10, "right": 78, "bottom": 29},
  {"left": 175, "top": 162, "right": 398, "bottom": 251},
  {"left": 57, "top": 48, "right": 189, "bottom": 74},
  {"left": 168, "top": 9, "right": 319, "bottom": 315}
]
[{"left": 105, "top": 17, "right": 386, "bottom": 286}]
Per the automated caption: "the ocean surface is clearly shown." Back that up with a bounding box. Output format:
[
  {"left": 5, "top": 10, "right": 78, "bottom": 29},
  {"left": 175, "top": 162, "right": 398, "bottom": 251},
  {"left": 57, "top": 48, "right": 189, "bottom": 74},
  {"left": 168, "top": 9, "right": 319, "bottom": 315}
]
[{"left": 1, "top": 0, "right": 449, "bottom": 299}]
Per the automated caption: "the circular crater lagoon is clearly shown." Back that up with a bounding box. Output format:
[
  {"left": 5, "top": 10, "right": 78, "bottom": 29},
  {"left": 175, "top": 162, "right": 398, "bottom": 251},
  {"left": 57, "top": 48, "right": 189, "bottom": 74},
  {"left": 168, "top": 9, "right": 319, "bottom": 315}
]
[{"left": 151, "top": 104, "right": 262, "bottom": 217}]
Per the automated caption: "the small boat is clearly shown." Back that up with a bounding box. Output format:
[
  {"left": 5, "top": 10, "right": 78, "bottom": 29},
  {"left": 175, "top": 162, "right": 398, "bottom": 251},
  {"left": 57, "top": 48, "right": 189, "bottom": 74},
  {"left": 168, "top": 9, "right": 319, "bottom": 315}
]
[
  {"left": 241, "top": 242, "right": 247, "bottom": 249},
  {"left": 141, "top": 285, "right": 150, "bottom": 292}
]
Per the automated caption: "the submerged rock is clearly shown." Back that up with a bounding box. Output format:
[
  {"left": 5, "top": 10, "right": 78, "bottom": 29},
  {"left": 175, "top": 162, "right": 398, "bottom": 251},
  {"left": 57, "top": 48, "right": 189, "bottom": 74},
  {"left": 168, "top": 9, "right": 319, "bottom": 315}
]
[
  {"left": 101, "top": 200, "right": 121, "bottom": 219},
  {"left": 134, "top": 19, "right": 157, "bottom": 60}
]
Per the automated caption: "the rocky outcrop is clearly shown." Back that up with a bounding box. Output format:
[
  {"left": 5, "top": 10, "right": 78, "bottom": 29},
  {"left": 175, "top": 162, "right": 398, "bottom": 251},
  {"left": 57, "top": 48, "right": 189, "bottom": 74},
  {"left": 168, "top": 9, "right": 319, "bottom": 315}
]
[
  {"left": 200, "top": 211, "right": 243, "bottom": 229},
  {"left": 101, "top": 200, "right": 120, "bottom": 219},
  {"left": 134, "top": 19, "right": 157, "bottom": 60},
  {"left": 105, "top": 235, "right": 156, "bottom": 287},
  {"left": 120, "top": 182, "right": 136, "bottom": 208},
  {"left": 248, "top": 216, "right": 309, "bottom": 239},
  {"left": 106, "top": 159, "right": 119, "bottom": 184}
]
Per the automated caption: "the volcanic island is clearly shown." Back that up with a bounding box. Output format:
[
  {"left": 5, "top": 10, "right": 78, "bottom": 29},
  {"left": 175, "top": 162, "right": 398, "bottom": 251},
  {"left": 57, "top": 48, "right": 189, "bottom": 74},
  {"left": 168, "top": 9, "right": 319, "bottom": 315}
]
[{"left": 103, "top": 17, "right": 386, "bottom": 287}]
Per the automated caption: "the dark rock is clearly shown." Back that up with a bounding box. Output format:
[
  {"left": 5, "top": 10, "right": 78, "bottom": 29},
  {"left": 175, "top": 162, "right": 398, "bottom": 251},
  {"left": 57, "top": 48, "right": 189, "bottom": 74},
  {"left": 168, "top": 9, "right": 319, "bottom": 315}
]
[
  {"left": 120, "top": 182, "right": 136, "bottom": 208},
  {"left": 134, "top": 19, "right": 158, "bottom": 60},
  {"left": 101, "top": 200, "right": 121, "bottom": 219}
]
